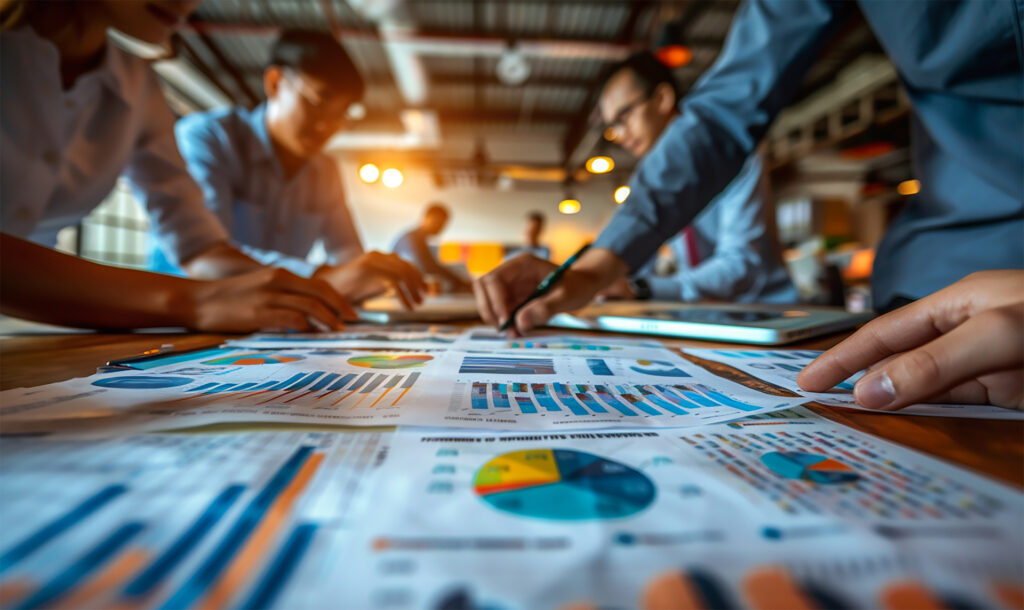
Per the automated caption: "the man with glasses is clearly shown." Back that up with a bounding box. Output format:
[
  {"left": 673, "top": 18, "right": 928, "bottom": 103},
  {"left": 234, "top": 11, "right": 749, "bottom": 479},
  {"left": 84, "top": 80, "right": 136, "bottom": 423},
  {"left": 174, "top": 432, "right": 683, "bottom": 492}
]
[
  {"left": 171, "top": 29, "right": 425, "bottom": 309},
  {"left": 596, "top": 52, "right": 796, "bottom": 304}
]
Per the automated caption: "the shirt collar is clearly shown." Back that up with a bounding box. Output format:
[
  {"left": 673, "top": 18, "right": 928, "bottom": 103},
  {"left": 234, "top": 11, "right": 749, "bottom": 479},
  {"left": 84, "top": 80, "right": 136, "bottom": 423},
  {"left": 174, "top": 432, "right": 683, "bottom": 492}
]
[{"left": 245, "top": 103, "right": 279, "bottom": 164}]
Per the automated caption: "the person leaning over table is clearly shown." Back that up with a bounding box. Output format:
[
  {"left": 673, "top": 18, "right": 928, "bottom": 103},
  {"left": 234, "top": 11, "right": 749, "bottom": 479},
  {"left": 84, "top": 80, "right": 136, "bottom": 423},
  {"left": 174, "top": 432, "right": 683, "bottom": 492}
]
[
  {"left": 474, "top": 0, "right": 1024, "bottom": 412},
  {"left": 392, "top": 203, "right": 473, "bottom": 294},
  {"left": 594, "top": 51, "right": 797, "bottom": 305},
  {"left": 0, "top": 0, "right": 356, "bottom": 332},
  {"left": 170, "top": 29, "right": 425, "bottom": 310}
]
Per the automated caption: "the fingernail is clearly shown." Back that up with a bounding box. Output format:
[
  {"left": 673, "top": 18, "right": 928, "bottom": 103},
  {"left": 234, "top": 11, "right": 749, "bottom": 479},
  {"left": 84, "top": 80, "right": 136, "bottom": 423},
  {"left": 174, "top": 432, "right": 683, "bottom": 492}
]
[{"left": 855, "top": 371, "right": 896, "bottom": 410}]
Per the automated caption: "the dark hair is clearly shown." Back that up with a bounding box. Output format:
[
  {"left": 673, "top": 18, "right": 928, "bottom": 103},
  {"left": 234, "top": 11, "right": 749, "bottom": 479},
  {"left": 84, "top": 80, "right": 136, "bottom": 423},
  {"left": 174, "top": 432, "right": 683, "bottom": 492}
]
[
  {"left": 601, "top": 51, "right": 680, "bottom": 102},
  {"left": 425, "top": 203, "right": 449, "bottom": 219},
  {"left": 269, "top": 28, "right": 365, "bottom": 100},
  {"left": 526, "top": 211, "right": 545, "bottom": 225}
]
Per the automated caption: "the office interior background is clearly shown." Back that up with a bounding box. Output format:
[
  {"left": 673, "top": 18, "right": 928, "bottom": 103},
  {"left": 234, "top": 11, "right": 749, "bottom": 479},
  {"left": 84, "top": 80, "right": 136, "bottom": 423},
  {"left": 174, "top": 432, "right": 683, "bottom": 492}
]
[{"left": 70, "top": 0, "right": 913, "bottom": 311}]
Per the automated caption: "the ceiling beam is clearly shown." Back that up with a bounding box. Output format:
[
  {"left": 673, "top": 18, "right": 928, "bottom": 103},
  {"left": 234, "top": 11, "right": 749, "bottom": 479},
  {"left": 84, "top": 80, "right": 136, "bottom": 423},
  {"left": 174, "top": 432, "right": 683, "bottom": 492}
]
[{"left": 185, "top": 27, "right": 260, "bottom": 107}]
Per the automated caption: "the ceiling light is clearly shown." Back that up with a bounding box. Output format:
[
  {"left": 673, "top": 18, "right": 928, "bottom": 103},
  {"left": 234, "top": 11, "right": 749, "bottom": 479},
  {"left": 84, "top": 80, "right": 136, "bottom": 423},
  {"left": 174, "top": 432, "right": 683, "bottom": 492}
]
[
  {"left": 613, "top": 185, "right": 630, "bottom": 204},
  {"left": 359, "top": 163, "right": 380, "bottom": 183},
  {"left": 897, "top": 179, "right": 920, "bottom": 196},
  {"left": 655, "top": 44, "right": 692, "bottom": 68},
  {"left": 585, "top": 156, "right": 614, "bottom": 174},
  {"left": 382, "top": 168, "right": 404, "bottom": 188},
  {"left": 347, "top": 102, "right": 366, "bottom": 121},
  {"left": 558, "top": 199, "right": 581, "bottom": 215},
  {"left": 496, "top": 47, "right": 530, "bottom": 86}
]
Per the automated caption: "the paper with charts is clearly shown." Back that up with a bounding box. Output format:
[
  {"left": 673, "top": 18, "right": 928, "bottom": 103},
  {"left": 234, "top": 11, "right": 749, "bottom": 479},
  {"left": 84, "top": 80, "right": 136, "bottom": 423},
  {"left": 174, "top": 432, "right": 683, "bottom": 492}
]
[
  {"left": 684, "top": 348, "right": 1024, "bottom": 420},
  {"left": 0, "top": 333, "right": 804, "bottom": 434},
  {"left": 0, "top": 430, "right": 387, "bottom": 609},
  {"left": 333, "top": 414, "right": 1024, "bottom": 609}
]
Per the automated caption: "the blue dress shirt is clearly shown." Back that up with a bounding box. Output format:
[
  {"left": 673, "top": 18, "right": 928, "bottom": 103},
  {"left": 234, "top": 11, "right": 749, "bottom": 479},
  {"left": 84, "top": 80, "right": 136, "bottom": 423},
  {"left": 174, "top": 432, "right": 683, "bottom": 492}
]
[
  {"left": 593, "top": 0, "right": 1024, "bottom": 311},
  {"left": 634, "top": 154, "right": 798, "bottom": 303},
  {"left": 174, "top": 104, "right": 364, "bottom": 277},
  {"left": 0, "top": 27, "right": 228, "bottom": 264}
]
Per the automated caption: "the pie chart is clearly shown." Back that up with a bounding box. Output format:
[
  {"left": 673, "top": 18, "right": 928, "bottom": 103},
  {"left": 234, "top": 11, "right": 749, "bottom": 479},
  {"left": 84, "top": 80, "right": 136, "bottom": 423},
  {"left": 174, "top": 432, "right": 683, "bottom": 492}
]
[
  {"left": 760, "top": 451, "right": 860, "bottom": 484},
  {"left": 92, "top": 376, "right": 193, "bottom": 389},
  {"left": 201, "top": 352, "right": 304, "bottom": 366},
  {"left": 474, "top": 449, "right": 655, "bottom": 520},
  {"left": 347, "top": 354, "right": 434, "bottom": 369},
  {"left": 630, "top": 360, "right": 691, "bottom": 378}
]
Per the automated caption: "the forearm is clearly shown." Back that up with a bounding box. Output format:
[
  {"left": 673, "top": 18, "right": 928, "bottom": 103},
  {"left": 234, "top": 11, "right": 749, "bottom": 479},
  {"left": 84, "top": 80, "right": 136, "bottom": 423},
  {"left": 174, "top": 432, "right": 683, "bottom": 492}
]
[
  {"left": 182, "top": 241, "right": 265, "bottom": 279},
  {"left": 1, "top": 233, "right": 197, "bottom": 329}
]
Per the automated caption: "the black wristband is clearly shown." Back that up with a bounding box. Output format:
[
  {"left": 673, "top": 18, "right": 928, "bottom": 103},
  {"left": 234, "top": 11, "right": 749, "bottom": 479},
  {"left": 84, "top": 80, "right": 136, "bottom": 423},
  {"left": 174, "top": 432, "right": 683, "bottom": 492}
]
[{"left": 628, "top": 277, "right": 652, "bottom": 300}]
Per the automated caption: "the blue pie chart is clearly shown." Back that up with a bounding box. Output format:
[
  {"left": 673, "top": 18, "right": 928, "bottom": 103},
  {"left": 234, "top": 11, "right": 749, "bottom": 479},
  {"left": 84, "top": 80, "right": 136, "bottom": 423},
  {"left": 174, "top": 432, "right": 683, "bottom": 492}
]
[{"left": 92, "top": 376, "right": 193, "bottom": 389}]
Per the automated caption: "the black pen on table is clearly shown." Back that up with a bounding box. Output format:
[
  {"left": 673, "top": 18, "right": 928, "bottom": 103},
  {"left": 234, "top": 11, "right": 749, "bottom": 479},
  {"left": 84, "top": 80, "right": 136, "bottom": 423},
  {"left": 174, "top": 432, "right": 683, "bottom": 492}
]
[{"left": 499, "top": 243, "right": 591, "bottom": 332}]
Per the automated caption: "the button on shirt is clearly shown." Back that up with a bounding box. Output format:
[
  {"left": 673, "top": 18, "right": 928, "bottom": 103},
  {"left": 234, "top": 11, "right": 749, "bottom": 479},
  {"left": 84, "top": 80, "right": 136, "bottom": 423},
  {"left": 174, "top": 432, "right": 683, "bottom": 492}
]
[
  {"left": 633, "top": 154, "right": 798, "bottom": 303},
  {"left": 593, "top": 0, "right": 1024, "bottom": 311},
  {"left": 0, "top": 27, "right": 228, "bottom": 264},
  {"left": 174, "top": 104, "right": 363, "bottom": 277}
]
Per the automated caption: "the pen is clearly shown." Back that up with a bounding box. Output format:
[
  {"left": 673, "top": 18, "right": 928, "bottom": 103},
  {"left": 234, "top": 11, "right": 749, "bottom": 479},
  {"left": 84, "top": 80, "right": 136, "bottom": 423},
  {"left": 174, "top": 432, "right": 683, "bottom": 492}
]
[{"left": 499, "top": 243, "right": 591, "bottom": 332}]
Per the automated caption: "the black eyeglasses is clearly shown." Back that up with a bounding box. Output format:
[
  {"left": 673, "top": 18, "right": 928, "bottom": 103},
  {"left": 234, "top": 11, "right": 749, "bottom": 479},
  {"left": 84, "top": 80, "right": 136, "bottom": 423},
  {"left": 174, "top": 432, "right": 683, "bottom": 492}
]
[{"left": 604, "top": 94, "right": 650, "bottom": 134}]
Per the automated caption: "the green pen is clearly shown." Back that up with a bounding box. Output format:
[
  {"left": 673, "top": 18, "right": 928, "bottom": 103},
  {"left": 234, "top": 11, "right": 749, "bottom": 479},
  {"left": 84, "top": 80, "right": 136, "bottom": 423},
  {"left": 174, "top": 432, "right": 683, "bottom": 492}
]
[{"left": 499, "top": 243, "right": 592, "bottom": 332}]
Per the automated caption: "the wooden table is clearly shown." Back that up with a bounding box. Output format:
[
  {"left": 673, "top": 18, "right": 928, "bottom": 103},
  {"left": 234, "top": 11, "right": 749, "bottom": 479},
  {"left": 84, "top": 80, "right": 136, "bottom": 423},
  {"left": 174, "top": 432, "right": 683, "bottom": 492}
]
[{"left": 2, "top": 328, "right": 1021, "bottom": 489}]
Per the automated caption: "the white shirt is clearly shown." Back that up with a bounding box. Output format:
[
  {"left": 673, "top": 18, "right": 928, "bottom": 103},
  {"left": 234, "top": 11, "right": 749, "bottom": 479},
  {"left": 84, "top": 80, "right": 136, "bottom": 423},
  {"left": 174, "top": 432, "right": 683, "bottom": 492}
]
[{"left": 0, "top": 27, "right": 227, "bottom": 264}]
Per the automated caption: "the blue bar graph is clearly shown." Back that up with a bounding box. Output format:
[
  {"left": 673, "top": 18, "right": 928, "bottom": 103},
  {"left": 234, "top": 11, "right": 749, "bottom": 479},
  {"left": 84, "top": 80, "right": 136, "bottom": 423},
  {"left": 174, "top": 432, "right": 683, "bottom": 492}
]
[
  {"left": 270, "top": 374, "right": 307, "bottom": 391},
  {"left": 345, "top": 373, "right": 374, "bottom": 392},
  {"left": 775, "top": 363, "right": 803, "bottom": 372},
  {"left": 692, "top": 384, "right": 760, "bottom": 412},
  {"left": 552, "top": 384, "right": 589, "bottom": 415},
  {"left": 531, "top": 385, "right": 562, "bottom": 412},
  {"left": 250, "top": 381, "right": 278, "bottom": 391},
  {"left": 593, "top": 386, "right": 638, "bottom": 416},
  {"left": 285, "top": 372, "right": 323, "bottom": 391},
  {"left": 655, "top": 385, "right": 707, "bottom": 409},
  {"left": 671, "top": 385, "right": 718, "bottom": 407},
  {"left": 586, "top": 358, "right": 613, "bottom": 376},
  {"left": 122, "top": 485, "right": 245, "bottom": 598},
  {"left": 308, "top": 373, "right": 340, "bottom": 392},
  {"left": 401, "top": 373, "right": 420, "bottom": 388},
  {"left": 491, "top": 384, "right": 510, "bottom": 408},
  {"left": 187, "top": 383, "right": 218, "bottom": 393},
  {"left": 576, "top": 392, "right": 612, "bottom": 415},
  {"left": 514, "top": 396, "right": 538, "bottom": 414},
  {"left": 241, "top": 523, "right": 318, "bottom": 610},
  {"left": 161, "top": 447, "right": 315, "bottom": 610},
  {"left": 637, "top": 387, "right": 688, "bottom": 415},
  {"left": 326, "top": 373, "right": 355, "bottom": 391},
  {"left": 359, "top": 375, "right": 387, "bottom": 394},
  {"left": 471, "top": 383, "right": 489, "bottom": 409},
  {"left": 0, "top": 484, "right": 127, "bottom": 575},
  {"left": 16, "top": 522, "right": 146, "bottom": 609}
]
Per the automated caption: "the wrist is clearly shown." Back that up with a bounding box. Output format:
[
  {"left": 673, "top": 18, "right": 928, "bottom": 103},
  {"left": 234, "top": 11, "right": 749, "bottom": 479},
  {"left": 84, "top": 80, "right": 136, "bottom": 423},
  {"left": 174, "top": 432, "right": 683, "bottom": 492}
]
[
  {"left": 573, "top": 247, "right": 629, "bottom": 285},
  {"left": 156, "top": 277, "right": 203, "bottom": 330}
]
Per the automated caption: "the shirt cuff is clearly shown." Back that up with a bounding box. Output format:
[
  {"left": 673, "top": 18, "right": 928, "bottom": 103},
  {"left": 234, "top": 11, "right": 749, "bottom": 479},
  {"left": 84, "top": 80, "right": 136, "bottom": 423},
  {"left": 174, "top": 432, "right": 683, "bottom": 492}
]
[
  {"left": 593, "top": 217, "right": 667, "bottom": 274},
  {"left": 642, "top": 276, "right": 687, "bottom": 301}
]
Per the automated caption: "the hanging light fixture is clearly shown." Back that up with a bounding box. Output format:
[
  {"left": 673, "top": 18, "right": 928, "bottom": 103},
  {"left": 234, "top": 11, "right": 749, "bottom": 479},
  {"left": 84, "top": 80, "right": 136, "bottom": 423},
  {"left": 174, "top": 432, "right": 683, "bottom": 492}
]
[
  {"left": 613, "top": 185, "right": 631, "bottom": 204},
  {"left": 381, "top": 168, "right": 404, "bottom": 188},
  {"left": 586, "top": 156, "right": 614, "bottom": 174},
  {"left": 359, "top": 163, "right": 380, "bottom": 184}
]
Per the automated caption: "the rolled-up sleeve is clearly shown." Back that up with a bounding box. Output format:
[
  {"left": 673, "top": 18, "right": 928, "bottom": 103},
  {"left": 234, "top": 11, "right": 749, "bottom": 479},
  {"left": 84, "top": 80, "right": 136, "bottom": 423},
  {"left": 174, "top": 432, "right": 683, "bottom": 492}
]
[
  {"left": 125, "top": 80, "right": 228, "bottom": 266},
  {"left": 594, "top": 0, "right": 848, "bottom": 271}
]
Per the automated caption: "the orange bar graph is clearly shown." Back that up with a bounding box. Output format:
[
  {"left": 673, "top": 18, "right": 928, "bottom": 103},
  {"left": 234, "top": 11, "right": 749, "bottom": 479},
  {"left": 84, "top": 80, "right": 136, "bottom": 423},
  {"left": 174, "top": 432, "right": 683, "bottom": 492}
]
[
  {"left": 643, "top": 571, "right": 704, "bottom": 610},
  {"left": 198, "top": 453, "right": 324, "bottom": 610},
  {"left": 742, "top": 566, "right": 818, "bottom": 610},
  {"left": 331, "top": 387, "right": 361, "bottom": 406},
  {"left": 879, "top": 581, "right": 946, "bottom": 610},
  {"left": 993, "top": 582, "right": 1024, "bottom": 610},
  {"left": 370, "top": 386, "right": 395, "bottom": 407},
  {"left": 391, "top": 386, "right": 412, "bottom": 407},
  {"left": 54, "top": 549, "right": 149, "bottom": 610}
]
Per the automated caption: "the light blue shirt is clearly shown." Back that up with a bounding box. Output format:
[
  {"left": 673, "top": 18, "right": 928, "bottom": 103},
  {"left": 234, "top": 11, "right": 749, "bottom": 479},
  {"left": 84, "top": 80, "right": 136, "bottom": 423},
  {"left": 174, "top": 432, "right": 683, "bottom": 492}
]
[
  {"left": 174, "top": 104, "right": 363, "bottom": 277},
  {"left": 594, "top": 0, "right": 1024, "bottom": 311},
  {"left": 0, "top": 27, "right": 228, "bottom": 264},
  {"left": 635, "top": 155, "right": 797, "bottom": 303}
]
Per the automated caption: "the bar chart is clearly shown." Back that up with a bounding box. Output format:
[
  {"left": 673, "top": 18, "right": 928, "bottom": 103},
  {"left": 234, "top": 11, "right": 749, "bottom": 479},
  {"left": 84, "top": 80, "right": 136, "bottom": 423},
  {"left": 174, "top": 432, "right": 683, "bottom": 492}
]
[{"left": 0, "top": 431, "right": 385, "bottom": 610}]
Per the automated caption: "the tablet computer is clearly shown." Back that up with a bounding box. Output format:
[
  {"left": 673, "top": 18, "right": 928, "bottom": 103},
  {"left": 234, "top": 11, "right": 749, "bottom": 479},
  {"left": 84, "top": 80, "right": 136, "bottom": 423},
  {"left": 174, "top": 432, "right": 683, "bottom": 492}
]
[{"left": 547, "top": 302, "right": 872, "bottom": 345}]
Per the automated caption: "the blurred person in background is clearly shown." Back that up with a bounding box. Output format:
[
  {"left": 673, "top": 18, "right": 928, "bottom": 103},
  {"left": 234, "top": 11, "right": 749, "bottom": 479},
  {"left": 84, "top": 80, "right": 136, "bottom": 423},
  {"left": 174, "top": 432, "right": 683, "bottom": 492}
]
[
  {"left": 595, "top": 52, "right": 797, "bottom": 304},
  {"left": 0, "top": 0, "right": 353, "bottom": 331},
  {"left": 392, "top": 203, "right": 472, "bottom": 293},
  {"left": 171, "top": 28, "right": 424, "bottom": 310},
  {"left": 475, "top": 0, "right": 1023, "bottom": 412},
  {"left": 508, "top": 211, "right": 550, "bottom": 260}
]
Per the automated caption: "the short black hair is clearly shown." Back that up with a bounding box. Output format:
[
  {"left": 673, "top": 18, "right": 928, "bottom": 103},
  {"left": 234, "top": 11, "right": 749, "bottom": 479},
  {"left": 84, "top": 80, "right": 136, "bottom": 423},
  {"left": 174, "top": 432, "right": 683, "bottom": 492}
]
[
  {"left": 269, "top": 28, "right": 365, "bottom": 100},
  {"left": 526, "top": 211, "right": 545, "bottom": 225},
  {"left": 601, "top": 51, "right": 681, "bottom": 102}
]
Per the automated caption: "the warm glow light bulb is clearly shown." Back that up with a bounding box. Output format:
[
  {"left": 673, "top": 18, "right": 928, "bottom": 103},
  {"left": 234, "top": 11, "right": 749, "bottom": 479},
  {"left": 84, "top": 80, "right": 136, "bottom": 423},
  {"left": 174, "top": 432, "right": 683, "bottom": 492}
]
[
  {"left": 558, "top": 199, "right": 581, "bottom": 215},
  {"left": 382, "top": 168, "right": 404, "bottom": 188},
  {"left": 359, "top": 163, "right": 380, "bottom": 183},
  {"left": 897, "top": 179, "right": 920, "bottom": 196},
  {"left": 613, "top": 185, "right": 630, "bottom": 204},
  {"left": 585, "top": 156, "right": 614, "bottom": 174}
]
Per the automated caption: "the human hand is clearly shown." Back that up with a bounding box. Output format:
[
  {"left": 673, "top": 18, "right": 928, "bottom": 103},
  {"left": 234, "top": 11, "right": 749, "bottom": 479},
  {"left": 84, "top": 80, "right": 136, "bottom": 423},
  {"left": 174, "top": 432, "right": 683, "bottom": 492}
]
[
  {"left": 473, "top": 249, "right": 629, "bottom": 335},
  {"left": 185, "top": 267, "right": 356, "bottom": 332},
  {"left": 596, "top": 276, "right": 636, "bottom": 301},
  {"left": 314, "top": 252, "right": 426, "bottom": 309},
  {"left": 798, "top": 270, "right": 1024, "bottom": 411}
]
